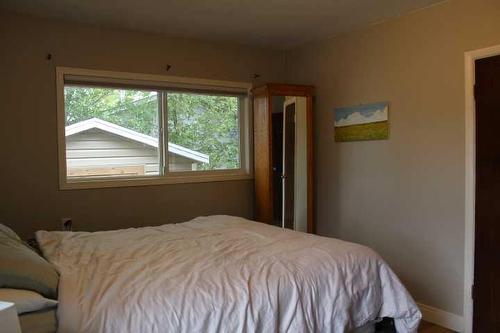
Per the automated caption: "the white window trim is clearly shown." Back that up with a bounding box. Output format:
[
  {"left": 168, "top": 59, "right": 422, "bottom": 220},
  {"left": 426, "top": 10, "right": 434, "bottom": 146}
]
[{"left": 56, "top": 67, "right": 253, "bottom": 190}]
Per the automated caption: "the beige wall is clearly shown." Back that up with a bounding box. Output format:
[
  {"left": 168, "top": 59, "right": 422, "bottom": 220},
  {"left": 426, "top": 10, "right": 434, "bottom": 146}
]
[
  {"left": 285, "top": 0, "right": 500, "bottom": 315},
  {"left": 0, "top": 12, "right": 285, "bottom": 239}
]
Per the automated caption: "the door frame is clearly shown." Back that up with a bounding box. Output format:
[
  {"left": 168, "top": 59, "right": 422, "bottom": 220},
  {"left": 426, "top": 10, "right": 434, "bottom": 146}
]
[{"left": 464, "top": 43, "right": 500, "bottom": 333}]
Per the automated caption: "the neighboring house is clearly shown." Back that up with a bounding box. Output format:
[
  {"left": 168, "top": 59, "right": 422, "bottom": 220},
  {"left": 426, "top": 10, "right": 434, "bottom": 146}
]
[{"left": 65, "top": 118, "right": 209, "bottom": 177}]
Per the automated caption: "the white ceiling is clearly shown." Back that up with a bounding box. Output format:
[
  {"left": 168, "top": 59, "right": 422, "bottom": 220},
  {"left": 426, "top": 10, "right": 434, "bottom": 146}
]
[{"left": 1, "top": 0, "right": 445, "bottom": 49}]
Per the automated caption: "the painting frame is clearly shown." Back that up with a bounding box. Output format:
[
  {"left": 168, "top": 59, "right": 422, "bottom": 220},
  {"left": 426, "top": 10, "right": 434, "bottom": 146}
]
[{"left": 334, "top": 102, "right": 389, "bottom": 142}]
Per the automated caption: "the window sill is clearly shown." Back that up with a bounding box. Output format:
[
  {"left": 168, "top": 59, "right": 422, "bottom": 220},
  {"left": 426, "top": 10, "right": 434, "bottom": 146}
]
[{"left": 60, "top": 172, "right": 253, "bottom": 190}]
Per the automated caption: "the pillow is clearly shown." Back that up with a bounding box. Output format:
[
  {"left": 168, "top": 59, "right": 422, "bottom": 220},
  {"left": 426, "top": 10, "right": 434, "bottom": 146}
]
[
  {"left": 0, "top": 224, "right": 21, "bottom": 241},
  {"left": 0, "top": 289, "right": 57, "bottom": 314},
  {"left": 0, "top": 231, "right": 59, "bottom": 299}
]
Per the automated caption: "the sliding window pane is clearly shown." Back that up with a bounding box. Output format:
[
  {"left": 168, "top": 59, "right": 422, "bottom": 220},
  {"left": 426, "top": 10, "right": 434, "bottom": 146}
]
[
  {"left": 64, "top": 85, "right": 160, "bottom": 179},
  {"left": 167, "top": 92, "right": 240, "bottom": 171}
]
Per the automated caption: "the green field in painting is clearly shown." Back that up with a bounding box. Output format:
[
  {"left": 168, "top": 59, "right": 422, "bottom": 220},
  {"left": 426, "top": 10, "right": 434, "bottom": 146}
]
[{"left": 335, "top": 121, "right": 389, "bottom": 142}]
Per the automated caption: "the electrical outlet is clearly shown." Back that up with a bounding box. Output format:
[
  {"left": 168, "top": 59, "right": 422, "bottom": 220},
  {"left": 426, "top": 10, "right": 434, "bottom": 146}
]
[{"left": 61, "top": 218, "right": 73, "bottom": 231}]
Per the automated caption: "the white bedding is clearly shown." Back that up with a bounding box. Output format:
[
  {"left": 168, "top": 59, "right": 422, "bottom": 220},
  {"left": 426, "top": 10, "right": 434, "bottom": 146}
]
[{"left": 36, "top": 215, "right": 421, "bottom": 333}]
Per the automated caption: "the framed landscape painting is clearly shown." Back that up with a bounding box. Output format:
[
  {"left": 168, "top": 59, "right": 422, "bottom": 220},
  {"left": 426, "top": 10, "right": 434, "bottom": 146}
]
[{"left": 334, "top": 102, "right": 389, "bottom": 142}]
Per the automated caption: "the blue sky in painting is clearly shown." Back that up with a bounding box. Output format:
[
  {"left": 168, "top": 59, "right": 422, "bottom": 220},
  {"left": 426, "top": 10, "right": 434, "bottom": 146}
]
[{"left": 335, "top": 102, "right": 388, "bottom": 122}]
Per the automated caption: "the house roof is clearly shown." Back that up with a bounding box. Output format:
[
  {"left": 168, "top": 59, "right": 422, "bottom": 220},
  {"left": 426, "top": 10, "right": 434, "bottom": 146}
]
[{"left": 66, "top": 118, "right": 209, "bottom": 164}]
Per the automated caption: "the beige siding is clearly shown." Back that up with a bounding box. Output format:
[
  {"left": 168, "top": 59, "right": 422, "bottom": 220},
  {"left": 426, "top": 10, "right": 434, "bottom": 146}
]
[{"left": 66, "top": 129, "right": 195, "bottom": 175}]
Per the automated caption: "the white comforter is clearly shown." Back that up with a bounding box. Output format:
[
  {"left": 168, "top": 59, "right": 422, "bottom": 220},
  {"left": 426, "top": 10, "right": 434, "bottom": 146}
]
[{"left": 36, "top": 215, "right": 421, "bottom": 333}]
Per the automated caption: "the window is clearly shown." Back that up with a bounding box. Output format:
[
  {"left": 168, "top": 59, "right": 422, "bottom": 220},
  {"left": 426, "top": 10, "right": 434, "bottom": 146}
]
[
  {"left": 57, "top": 68, "right": 251, "bottom": 189},
  {"left": 65, "top": 86, "right": 161, "bottom": 179},
  {"left": 167, "top": 92, "right": 241, "bottom": 171}
]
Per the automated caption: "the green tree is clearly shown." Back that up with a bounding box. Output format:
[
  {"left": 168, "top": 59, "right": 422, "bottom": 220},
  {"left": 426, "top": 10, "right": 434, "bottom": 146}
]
[
  {"left": 65, "top": 87, "right": 159, "bottom": 137},
  {"left": 168, "top": 92, "right": 239, "bottom": 170}
]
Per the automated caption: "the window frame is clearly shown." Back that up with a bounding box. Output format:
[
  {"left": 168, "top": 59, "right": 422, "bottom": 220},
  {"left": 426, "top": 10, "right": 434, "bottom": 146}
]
[{"left": 56, "top": 67, "right": 253, "bottom": 190}]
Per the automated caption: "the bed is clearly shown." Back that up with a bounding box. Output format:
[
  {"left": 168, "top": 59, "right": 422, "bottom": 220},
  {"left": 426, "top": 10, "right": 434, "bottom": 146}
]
[
  {"left": 35, "top": 215, "right": 421, "bottom": 333},
  {"left": 19, "top": 308, "right": 58, "bottom": 333}
]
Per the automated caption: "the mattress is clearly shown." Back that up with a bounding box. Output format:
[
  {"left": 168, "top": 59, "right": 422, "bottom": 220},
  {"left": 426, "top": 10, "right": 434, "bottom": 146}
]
[
  {"left": 351, "top": 321, "right": 376, "bottom": 333},
  {"left": 36, "top": 215, "right": 421, "bottom": 333},
  {"left": 19, "top": 308, "right": 57, "bottom": 333},
  {"left": 15, "top": 305, "right": 375, "bottom": 333},
  {"left": 16, "top": 308, "right": 374, "bottom": 333}
]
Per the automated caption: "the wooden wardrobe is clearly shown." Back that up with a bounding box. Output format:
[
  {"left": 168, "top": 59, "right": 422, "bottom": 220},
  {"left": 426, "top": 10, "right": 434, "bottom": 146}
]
[{"left": 252, "top": 84, "right": 314, "bottom": 233}]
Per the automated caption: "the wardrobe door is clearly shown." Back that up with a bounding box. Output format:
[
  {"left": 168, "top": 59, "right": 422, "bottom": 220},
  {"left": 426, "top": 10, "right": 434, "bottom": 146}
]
[
  {"left": 253, "top": 94, "right": 273, "bottom": 223},
  {"left": 283, "top": 102, "right": 296, "bottom": 229}
]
